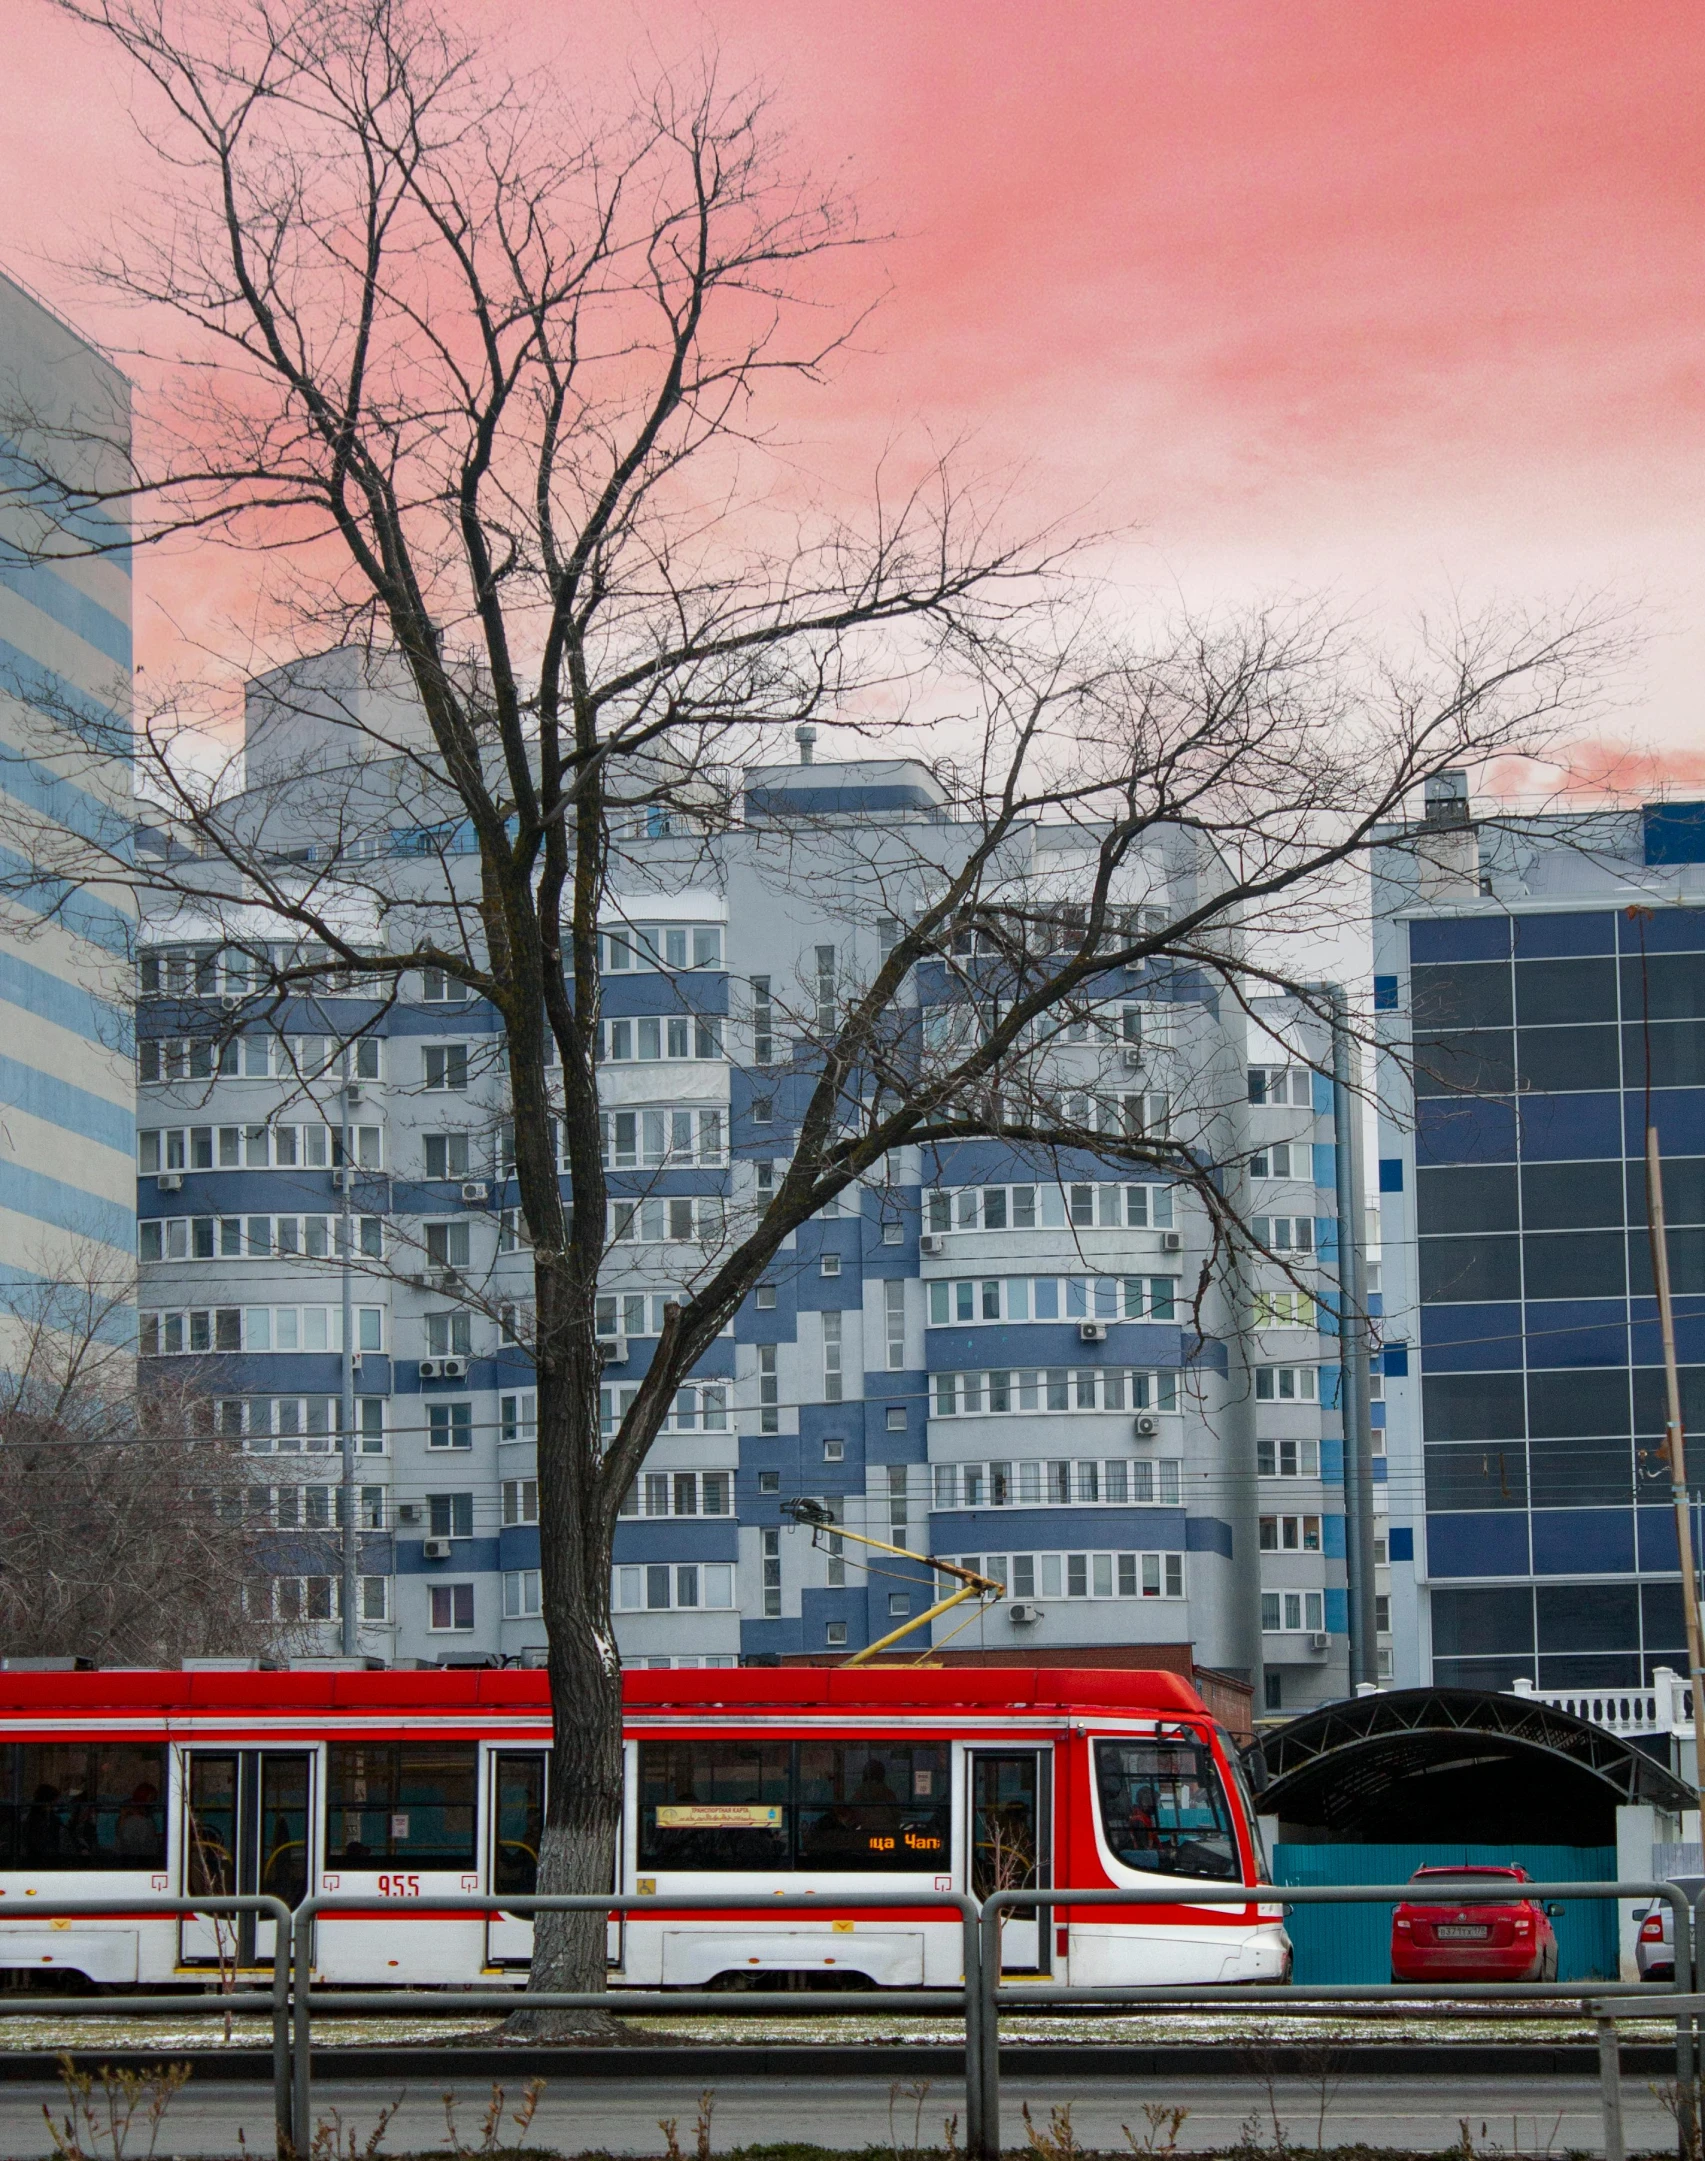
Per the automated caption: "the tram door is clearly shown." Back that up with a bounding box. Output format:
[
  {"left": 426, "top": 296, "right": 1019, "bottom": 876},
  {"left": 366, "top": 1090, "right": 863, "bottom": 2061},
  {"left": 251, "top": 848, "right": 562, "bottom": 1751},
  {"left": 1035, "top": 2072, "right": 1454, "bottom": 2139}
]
[
  {"left": 181, "top": 1751, "right": 312, "bottom": 1966},
  {"left": 487, "top": 1752, "right": 623, "bottom": 1969},
  {"left": 968, "top": 1750, "right": 1051, "bottom": 1973}
]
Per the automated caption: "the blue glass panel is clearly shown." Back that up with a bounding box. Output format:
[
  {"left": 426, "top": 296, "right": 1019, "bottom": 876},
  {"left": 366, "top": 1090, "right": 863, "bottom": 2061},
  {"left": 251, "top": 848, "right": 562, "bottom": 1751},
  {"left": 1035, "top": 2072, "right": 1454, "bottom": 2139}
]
[
  {"left": 1427, "top": 1511, "right": 1530, "bottom": 1575},
  {"left": 1519, "top": 1094, "right": 1623, "bottom": 1161},
  {"left": 1389, "top": 1526, "right": 1415, "bottom": 1561},
  {"left": 1512, "top": 912, "right": 1615, "bottom": 958},
  {"left": 1619, "top": 907, "right": 1705, "bottom": 952},
  {"left": 1420, "top": 1302, "right": 1521, "bottom": 1373},
  {"left": 1409, "top": 918, "right": 1511, "bottom": 963},
  {"left": 1526, "top": 1301, "right": 1628, "bottom": 1369},
  {"left": 1530, "top": 1508, "right": 1636, "bottom": 1575},
  {"left": 1417, "top": 1098, "right": 1518, "bottom": 1166},
  {"left": 1379, "top": 1158, "right": 1405, "bottom": 1192},
  {"left": 1374, "top": 975, "right": 1399, "bottom": 1011}
]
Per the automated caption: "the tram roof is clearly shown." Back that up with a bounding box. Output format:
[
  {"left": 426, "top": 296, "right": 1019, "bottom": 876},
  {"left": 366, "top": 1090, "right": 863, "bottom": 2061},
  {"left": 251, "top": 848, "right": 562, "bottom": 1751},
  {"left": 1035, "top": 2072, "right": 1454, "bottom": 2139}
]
[{"left": 0, "top": 1665, "right": 1209, "bottom": 1721}]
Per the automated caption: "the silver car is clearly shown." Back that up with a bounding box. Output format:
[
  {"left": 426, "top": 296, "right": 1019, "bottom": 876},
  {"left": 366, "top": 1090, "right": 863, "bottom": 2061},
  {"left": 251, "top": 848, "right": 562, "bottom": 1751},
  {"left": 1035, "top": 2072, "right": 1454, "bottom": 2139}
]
[{"left": 1635, "top": 1877, "right": 1705, "bottom": 1981}]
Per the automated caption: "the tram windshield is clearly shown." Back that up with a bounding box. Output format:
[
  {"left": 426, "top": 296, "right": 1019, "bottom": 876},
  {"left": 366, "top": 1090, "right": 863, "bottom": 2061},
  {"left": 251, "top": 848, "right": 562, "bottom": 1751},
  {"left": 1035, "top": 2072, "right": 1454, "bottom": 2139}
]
[{"left": 1093, "top": 1737, "right": 1240, "bottom": 1880}]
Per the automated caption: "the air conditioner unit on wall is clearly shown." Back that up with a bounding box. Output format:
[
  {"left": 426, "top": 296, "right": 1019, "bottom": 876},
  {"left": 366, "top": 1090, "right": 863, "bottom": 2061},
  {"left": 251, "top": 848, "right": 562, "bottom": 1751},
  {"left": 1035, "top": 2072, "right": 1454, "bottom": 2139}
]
[
  {"left": 157, "top": 1172, "right": 183, "bottom": 1192},
  {"left": 439, "top": 1356, "right": 468, "bottom": 1379},
  {"left": 422, "top": 1538, "right": 452, "bottom": 1560},
  {"left": 919, "top": 1233, "right": 945, "bottom": 1257},
  {"left": 418, "top": 1359, "right": 442, "bottom": 1379},
  {"left": 460, "top": 1181, "right": 489, "bottom": 1204},
  {"left": 1078, "top": 1320, "right": 1107, "bottom": 1343},
  {"left": 1308, "top": 1631, "right": 1329, "bottom": 1651},
  {"left": 1009, "top": 1603, "right": 1045, "bottom": 1624},
  {"left": 1161, "top": 1229, "right": 1182, "bottom": 1252},
  {"left": 1123, "top": 1046, "right": 1144, "bottom": 1069},
  {"left": 601, "top": 1337, "right": 629, "bottom": 1365},
  {"left": 1133, "top": 1414, "right": 1159, "bottom": 1439}
]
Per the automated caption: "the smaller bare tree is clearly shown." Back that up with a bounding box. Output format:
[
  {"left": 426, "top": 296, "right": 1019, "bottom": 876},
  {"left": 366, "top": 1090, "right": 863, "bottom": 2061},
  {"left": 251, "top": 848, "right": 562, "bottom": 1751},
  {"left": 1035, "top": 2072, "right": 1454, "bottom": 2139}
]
[{"left": 0, "top": 1246, "right": 282, "bottom": 1666}]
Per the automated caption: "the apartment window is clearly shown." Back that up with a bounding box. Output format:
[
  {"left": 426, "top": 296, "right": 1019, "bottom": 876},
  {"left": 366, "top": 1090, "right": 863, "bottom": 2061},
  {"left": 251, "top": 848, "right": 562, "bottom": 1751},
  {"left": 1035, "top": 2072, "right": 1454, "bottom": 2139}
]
[
  {"left": 426, "top": 1312, "right": 473, "bottom": 1358},
  {"left": 1256, "top": 1365, "right": 1319, "bottom": 1402},
  {"left": 757, "top": 1469, "right": 780, "bottom": 1494},
  {"left": 504, "top": 1570, "right": 542, "bottom": 1619},
  {"left": 820, "top": 1251, "right": 840, "bottom": 1278},
  {"left": 422, "top": 968, "right": 470, "bottom": 1003},
  {"left": 429, "top": 1583, "right": 476, "bottom": 1631},
  {"left": 425, "top": 1221, "right": 471, "bottom": 1271},
  {"left": 1257, "top": 1437, "right": 1321, "bottom": 1478},
  {"left": 814, "top": 944, "right": 836, "bottom": 1035},
  {"left": 751, "top": 975, "right": 775, "bottom": 1064},
  {"left": 1376, "top": 1594, "right": 1392, "bottom": 1633},
  {"left": 933, "top": 1457, "right": 1182, "bottom": 1508},
  {"left": 1253, "top": 1290, "right": 1316, "bottom": 1327},
  {"left": 870, "top": 1279, "right": 902, "bottom": 1375},
  {"left": 502, "top": 1479, "right": 539, "bottom": 1526},
  {"left": 1261, "top": 1589, "right": 1326, "bottom": 1634},
  {"left": 273, "top": 1576, "right": 338, "bottom": 1624},
  {"left": 423, "top": 1044, "right": 469, "bottom": 1090},
  {"left": 929, "top": 1366, "right": 1180, "bottom": 1418},
  {"left": 429, "top": 1492, "right": 474, "bottom": 1539},
  {"left": 888, "top": 1593, "right": 911, "bottom": 1619},
  {"left": 1258, "top": 1514, "right": 1322, "bottom": 1552},
  {"left": 608, "top": 1194, "right": 727, "bottom": 1244},
  {"left": 752, "top": 1095, "right": 774, "bottom": 1125},
  {"left": 761, "top": 1528, "right": 782, "bottom": 1618},
  {"left": 886, "top": 1407, "right": 906, "bottom": 1431},
  {"left": 360, "top": 1576, "right": 390, "bottom": 1623},
  {"left": 428, "top": 1402, "right": 474, "bottom": 1449},
  {"left": 598, "top": 1014, "right": 724, "bottom": 1062},
  {"left": 612, "top": 1563, "right": 734, "bottom": 1611},
  {"left": 1374, "top": 1536, "right": 1389, "bottom": 1565},
  {"left": 824, "top": 1437, "right": 844, "bottom": 1463},
  {"left": 887, "top": 1463, "right": 908, "bottom": 1540},
  {"left": 1251, "top": 1142, "right": 1313, "bottom": 1180},
  {"left": 424, "top": 1132, "right": 471, "bottom": 1180},
  {"left": 758, "top": 1344, "right": 779, "bottom": 1433},
  {"left": 359, "top": 1400, "right": 386, "bottom": 1454},
  {"left": 1253, "top": 1216, "right": 1315, "bottom": 1255},
  {"left": 756, "top": 1282, "right": 777, "bottom": 1310},
  {"left": 501, "top": 1392, "right": 537, "bottom": 1444},
  {"left": 1248, "top": 1066, "right": 1313, "bottom": 1107},
  {"left": 825, "top": 1620, "right": 848, "bottom": 1647},
  {"left": 822, "top": 1310, "right": 843, "bottom": 1403}
]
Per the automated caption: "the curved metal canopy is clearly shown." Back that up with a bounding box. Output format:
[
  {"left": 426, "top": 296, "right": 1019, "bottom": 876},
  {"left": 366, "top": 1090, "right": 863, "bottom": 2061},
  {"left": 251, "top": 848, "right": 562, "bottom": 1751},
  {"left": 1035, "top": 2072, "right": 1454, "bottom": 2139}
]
[{"left": 1254, "top": 1687, "right": 1695, "bottom": 1841}]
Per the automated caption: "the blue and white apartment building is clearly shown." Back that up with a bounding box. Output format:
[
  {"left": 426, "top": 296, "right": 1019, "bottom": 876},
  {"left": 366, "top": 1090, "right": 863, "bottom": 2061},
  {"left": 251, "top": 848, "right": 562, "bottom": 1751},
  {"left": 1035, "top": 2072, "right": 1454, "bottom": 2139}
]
[
  {"left": 1376, "top": 775, "right": 1705, "bottom": 1692},
  {"left": 0, "top": 270, "right": 135, "bottom": 1351},
  {"left": 136, "top": 654, "right": 1380, "bottom": 1705}
]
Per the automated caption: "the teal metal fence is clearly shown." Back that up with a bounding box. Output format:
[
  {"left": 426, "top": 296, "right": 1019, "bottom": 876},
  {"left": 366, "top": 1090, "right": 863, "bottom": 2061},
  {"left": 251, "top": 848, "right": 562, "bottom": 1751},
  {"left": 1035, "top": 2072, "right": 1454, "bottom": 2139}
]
[{"left": 1272, "top": 1844, "right": 1620, "bottom": 1982}]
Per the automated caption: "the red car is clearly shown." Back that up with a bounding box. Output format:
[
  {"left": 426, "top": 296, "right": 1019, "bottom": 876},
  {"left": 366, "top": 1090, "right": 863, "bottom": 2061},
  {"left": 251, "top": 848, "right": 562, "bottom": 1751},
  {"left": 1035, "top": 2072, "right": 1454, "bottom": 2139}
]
[{"left": 1390, "top": 1864, "right": 1561, "bottom": 1983}]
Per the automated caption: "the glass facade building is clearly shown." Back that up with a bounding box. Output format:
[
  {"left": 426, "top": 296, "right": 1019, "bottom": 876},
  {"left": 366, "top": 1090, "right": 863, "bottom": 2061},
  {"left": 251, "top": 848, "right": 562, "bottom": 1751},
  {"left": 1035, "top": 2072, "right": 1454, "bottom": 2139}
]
[{"left": 1374, "top": 792, "right": 1705, "bottom": 1690}]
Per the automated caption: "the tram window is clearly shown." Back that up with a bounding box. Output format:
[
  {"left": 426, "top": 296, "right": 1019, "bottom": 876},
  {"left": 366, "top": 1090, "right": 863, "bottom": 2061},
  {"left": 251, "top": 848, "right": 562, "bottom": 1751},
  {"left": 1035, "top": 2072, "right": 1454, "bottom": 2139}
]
[
  {"left": 0, "top": 1743, "right": 167, "bottom": 1870},
  {"left": 493, "top": 1754, "right": 546, "bottom": 1898},
  {"left": 795, "top": 1743, "right": 950, "bottom": 1871},
  {"left": 637, "top": 1740, "right": 951, "bottom": 1873},
  {"left": 326, "top": 1742, "right": 477, "bottom": 1867},
  {"left": 1092, "top": 1739, "right": 1238, "bottom": 1881}
]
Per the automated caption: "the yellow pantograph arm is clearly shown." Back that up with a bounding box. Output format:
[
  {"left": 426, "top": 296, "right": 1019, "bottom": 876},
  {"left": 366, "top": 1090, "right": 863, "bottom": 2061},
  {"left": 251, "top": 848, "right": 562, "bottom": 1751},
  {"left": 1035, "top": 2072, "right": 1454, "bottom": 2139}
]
[{"left": 782, "top": 1499, "right": 1005, "bottom": 1664}]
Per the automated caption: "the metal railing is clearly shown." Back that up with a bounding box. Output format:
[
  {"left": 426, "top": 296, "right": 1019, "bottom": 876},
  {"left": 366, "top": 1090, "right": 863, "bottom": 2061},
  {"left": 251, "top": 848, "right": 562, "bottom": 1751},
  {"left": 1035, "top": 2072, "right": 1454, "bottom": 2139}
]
[
  {"left": 0, "top": 1896, "right": 290, "bottom": 2150},
  {"left": 289, "top": 1888, "right": 982, "bottom": 2152},
  {"left": 7, "top": 1878, "right": 1704, "bottom": 2161},
  {"left": 974, "top": 1879, "right": 1699, "bottom": 2161}
]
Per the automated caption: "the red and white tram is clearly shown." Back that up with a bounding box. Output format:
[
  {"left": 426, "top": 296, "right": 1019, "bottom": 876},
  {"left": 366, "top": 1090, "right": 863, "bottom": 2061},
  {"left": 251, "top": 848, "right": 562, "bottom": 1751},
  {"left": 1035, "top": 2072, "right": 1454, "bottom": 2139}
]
[{"left": 0, "top": 1665, "right": 1286, "bottom": 1990}]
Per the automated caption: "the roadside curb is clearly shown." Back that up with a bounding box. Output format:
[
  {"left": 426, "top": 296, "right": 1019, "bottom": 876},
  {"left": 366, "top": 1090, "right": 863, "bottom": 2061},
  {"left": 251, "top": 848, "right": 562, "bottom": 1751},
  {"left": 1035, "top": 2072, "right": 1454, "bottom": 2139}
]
[{"left": 0, "top": 2042, "right": 1683, "bottom": 2082}]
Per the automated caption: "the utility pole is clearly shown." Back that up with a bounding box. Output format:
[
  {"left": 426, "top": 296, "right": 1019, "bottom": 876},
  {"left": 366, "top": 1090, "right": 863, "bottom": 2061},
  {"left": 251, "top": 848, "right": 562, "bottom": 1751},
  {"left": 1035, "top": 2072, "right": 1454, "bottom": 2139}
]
[
  {"left": 1645, "top": 1123, "right": 1705, "bottom": 1795},
  {"left": 339, "top": 1081, "right": 358, "bottom": 1657},
  {"left": 1324, "top": 986, "right": 1378, "bottom": 1688}
]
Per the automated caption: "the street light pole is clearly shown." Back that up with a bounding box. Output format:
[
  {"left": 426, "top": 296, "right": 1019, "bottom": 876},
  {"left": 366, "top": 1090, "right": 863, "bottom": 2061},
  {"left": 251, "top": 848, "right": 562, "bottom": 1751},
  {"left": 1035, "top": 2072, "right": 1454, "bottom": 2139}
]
[
  {"left": 339, "top": 1081, "right": 357, "bottom": 1657},
  {"left": 1323, "top": 986, "right": 1378, "bottom": 1688},
  {"left": 1645, "top": 1122, "right": 1705, "bottom": 1796}
]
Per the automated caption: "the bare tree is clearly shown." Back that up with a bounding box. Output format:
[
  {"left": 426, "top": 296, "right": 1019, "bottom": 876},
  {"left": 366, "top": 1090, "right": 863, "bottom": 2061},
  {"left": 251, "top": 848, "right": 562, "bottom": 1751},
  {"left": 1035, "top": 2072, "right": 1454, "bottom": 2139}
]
[
  {"left": 0, "top": 0, "right": 1621, "bottom": 2024},
  {"left": 0, "top": 1248, "right": 280, "bottom": 1665}
]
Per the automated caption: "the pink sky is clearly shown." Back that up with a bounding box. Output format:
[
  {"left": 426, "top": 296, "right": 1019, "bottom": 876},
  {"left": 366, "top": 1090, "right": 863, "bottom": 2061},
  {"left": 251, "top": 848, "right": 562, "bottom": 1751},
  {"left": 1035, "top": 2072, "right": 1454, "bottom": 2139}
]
[{"left": 4, "top": 0, "right": 1701, "bottom": 773}]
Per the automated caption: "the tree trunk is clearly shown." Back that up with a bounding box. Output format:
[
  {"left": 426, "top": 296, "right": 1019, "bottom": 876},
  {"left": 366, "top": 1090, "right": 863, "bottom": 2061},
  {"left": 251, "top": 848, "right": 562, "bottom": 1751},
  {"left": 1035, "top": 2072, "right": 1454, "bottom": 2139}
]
[{"left": 503, "top": 1220, "right": 638, "bottom": 2039}]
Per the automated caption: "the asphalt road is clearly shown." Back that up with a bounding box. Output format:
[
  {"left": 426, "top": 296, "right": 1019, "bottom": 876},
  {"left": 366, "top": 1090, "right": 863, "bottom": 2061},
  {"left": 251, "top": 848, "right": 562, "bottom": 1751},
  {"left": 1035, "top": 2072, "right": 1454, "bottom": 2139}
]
[{"left": 2, "top": 2070, "right": 1672, "bottom": 2157}]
